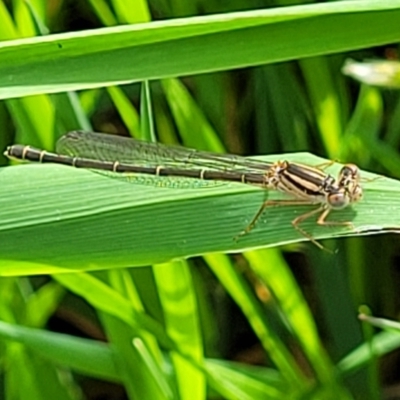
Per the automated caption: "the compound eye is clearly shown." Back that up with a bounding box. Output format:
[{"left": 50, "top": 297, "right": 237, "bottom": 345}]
[
  {"left": 351, "top": 185, "right": 363, "bottom": 202},
  {"left": 340, "top": 164, "right": 360, "bottom": 178},
  {"left": 328, "top": 191, "right": 349, "bottom": 209}
]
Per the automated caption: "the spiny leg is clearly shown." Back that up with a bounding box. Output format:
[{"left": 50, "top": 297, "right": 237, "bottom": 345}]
[
  {"left": 291, "top": 207, "right": 354, "bottom": 250},
  {"left": 236, "top": 192, "right": 356, "bottom": 249},
  {"left": 312, "top": 160, "right": 336, "bottom": 170},
  {"left": 234, "top": 199, "right": 317, "bottom": 241},
  {"left": 291, "top": 206, "right": 327, "bottom": 249},
  {"left": 362, "top": 175, "right": 380, "bottom": 184},
  {"left": 316, "top": 208, "right": 354, "bottom": 229}
]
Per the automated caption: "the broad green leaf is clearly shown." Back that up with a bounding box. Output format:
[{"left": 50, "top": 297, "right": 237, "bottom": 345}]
[
  {"left": 0, "top": 2, "right": 400, "bottom": 98},
  {"left": 0, "top": 153, "right": 398, "bottom": 275}
]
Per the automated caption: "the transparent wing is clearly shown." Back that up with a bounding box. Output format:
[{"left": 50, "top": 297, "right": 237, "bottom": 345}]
[{"left": 56, "top": 131, "right": 273, "bottom": 174}]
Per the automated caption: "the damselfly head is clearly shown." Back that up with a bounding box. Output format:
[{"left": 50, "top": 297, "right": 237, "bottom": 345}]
[
  {"left": 338, "top": 164, "right": 360, "bottom": 184},
  {"left": 338, "top": 164, "right": 363, "bottom": 204},
  {"left": 349, "top": 184, "right": 363, "bottom": 203}
]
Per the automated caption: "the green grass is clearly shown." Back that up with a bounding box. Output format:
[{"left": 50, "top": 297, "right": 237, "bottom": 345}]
[
  {"left": 0, "top": 155, "right": 398, "bottom": 274},
  {"left": 1, "top": 2, "right": 400, "bottom": 99}
]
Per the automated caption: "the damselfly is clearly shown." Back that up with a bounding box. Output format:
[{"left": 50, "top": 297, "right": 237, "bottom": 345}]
[{"left": 4, "top": 131, "right": 363, "bottom": 248}]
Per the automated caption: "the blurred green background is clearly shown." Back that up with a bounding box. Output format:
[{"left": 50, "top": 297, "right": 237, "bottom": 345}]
[{"left": 1, "top": 1, "right": 400, "bottom": 399}]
